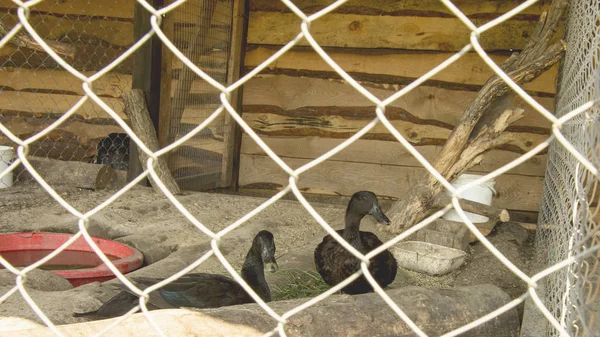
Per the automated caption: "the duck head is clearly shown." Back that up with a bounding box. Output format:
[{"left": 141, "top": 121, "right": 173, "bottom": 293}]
[
  {"left": 255, "top": 230, "right": 279, "bottom": 273},
  {"left": 348, "top": 191, "right": 391, "bottom": 225}
]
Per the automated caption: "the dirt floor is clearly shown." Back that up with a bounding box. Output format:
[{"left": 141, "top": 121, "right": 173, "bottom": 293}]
[{"left": 0, "top": 184, "right": 536, "bottom": 326}]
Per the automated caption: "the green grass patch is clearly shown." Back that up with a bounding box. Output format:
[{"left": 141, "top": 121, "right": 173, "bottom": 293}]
[{"left": 271, "top": 269, "right": 331, "bottom": 301}]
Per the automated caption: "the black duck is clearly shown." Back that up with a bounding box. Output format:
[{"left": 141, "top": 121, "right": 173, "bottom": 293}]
[
  {"left": 314, "top": 191, "right": 397, "bottom": 294},
  {"left": 74, "top": 230, "right": 278, "bottom": 318}
]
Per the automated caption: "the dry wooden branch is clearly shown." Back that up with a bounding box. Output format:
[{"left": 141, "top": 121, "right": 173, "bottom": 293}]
[
  {"left": 432, "top": 193, "right": 510, "bottom": 222},
  {"left": 122, "top": 89, "right": 181, "bottom": 195},
  {"left": 0, "top": 19, "right": 75, "bottom": 59},
  {"left": 385, "top": 0, "right": 568, "bottom": 234}
]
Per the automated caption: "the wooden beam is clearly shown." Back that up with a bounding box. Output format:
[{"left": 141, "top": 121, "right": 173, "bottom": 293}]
[
  {"left": 239, "top": 135, "right": 548, "bottom": 177},
  {"left": 247, "top": 11, "right": 560, "bottom": 52},
  {"left": 240, "top": 75, "right": 554, "bottom": 128},
  {"left": 158, "top": 0, "right": 174, "bottom": 148},
  {"left": 0, "top": 68, "right": 132, "bottom": 98},
  {"left": 248, "top": 0, "right": 552, "bottom": 17},
  {"left": 243, "top": 47, "right": 559, "bottom": 94},
  {"left": 240, "top": 107, "right": 549, "bottom": 153},
  {"left": 0, "top": 0, "right": 551, "bottom": 21},
  {"left": 220, "top": 0, "right": 248, "bottom": 189},
  {"left": 0, "top": 0, "right": 234, "bottom": 25},
  {"left": 239, "top": 154, "right": 545, "bottom": 212},
  {"left": 0, "top": 91, "right": 126, "bottom": 119},
  {"left": 129, "top": 0, "right": 163, "bottom": 183}
]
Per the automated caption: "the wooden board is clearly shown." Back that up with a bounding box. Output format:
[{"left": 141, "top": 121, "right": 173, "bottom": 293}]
[
  {"left": 247, "top": 12, "right": 552, "bottom": 52},
  {"left": 0, "top": 13, "right": 135, "bottom": 47},
  {"left": 0, "top": 67, "right": 223, "bottom": 99},
  {"left": 0, "top": 68, "right": 132, "bottom": 98},
  {"left": 240, "top": 106, "right": 549, "bottom": 153},
  {"left": 0, "top": 12, "right": 230, "bottom": 47},
  {"left": 241, "top": 75, "right": 554, "bottom": 128},
  {"left": 0, "top": 43, "right": 133, "bottom": 73},
  {"left": 240, "top": 135, "right": 548, "bottom": 177},
  {"left": 244, "top": 47, "right": 558, "bottom": 94},
  {"left": 249, "top": 0, "right": 553, "bottom": 17},
  {"left": 0, "top": 91, "right": 126, "bottom": 120},
  {"left": 0, "top": 0, "right": 233, "bottom": 25},
  {"left": 0, "top": 115, "right": 123, "bottom": 141},
  {"left": 0, "top": 0, "right": 552, "bottom": 21},
  {"left": 239, "top": 154, "right": 544, "bottom": 212}
]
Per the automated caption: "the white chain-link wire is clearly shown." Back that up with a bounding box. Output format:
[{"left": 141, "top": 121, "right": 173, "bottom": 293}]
[{"left": 0, "top": 0, "right": 598, "bottom": 336}]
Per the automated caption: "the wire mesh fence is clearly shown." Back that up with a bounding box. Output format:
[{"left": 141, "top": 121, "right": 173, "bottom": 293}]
[
  {"left": 164, "top": 0, "right": 232, "bottom": 190},
  {"left": 535, "top": 0, "right": 600, "bottom": 335},
  {"left": 0, "top": 0, "right": 598, "bottom": 336},
  {"left": 0, "top": 0, "right": 134, "bottom": 185}
]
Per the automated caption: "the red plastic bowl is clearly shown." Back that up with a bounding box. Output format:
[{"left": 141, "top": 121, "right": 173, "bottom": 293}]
[{"left": 0, "top": 232, "right": 144, "bottom": 287}]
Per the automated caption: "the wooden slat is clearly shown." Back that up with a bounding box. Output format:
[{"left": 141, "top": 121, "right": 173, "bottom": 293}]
[
  {"left": 0, "top": 10, "right": 230, "bottom": 48},
  {"left": 0, "top": 0, "right": 233, "bottom": 25},
  {"left": 244, "top": 47, "right": 558, "bottom": 94},
  {"left": 0, "top": 0, "right": 134, "bottom": 19},
  {"left": 0, "top": 117, "right": 123, "bottom": 143},
  {"left": 249, "top": 0, "right": 552, "bottom": 17},
  {"left": 0, "top": 68, "right": 131, "bottom": 97},
  {"left": 240, "top": 135, "right": 548, "bottom": 177},
  {"left": 241, "top": 75, "right": 554, "bottom": 128},
  {"left": 247, "top": 12, "right": 552, "bottom": 52},
  {"left": 241, "top": 107, "right": 549, "bottom": 153},
  {"left": 0, "top": 42, "right": 133, "bottom": 73},
  {"left": 0, "top": 14, "right": 134, "bottom": 47},
  {"left": 239, "top": 154, "right": 544, "bottom": 212},
  {"left": 0, "top": 67, "right": 222, "bottom": 99},
  {"left": 0, "top": 0, "right": 551, "bottom": 20},
  {"left": 0, "top": 91, "right": 126, "bottom": 119}
]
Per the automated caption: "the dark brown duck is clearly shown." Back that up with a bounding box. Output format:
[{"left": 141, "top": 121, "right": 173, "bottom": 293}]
[
  {"left": 314, "top": 191, "right": 397, "bottom": 294},
  {"left": 74, "top": 230, "right": 278, "bottom": 318}
]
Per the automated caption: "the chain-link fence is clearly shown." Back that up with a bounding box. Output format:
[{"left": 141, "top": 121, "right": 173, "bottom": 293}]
[
  {"left": 0, "top": 0, "right": 599, "bottom": 336},
  {"left": 535, "top": 0, "right": 600, "bottom": 335},
  {"left": 0, "top": 0, "right": 133, "bottom": 185},
  {"left": 164, "top": 0, "right": 233, "bottom": 191}
]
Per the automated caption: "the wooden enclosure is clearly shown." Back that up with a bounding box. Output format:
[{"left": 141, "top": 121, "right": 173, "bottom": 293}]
[
  {"left": 0, "top": 0, "right": 560, "bottom": 219},
  {"left": 238, "top": 0, "right": 559, "bottom": 217},
  {"left": 0, "top": 0, "right": 241, "bottom": 191}
]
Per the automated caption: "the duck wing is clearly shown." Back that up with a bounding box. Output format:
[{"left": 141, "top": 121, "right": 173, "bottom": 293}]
[
  {"left": 132, "top": 273, "right": 252, "bottom": 309},
  {"left": 359, "top": 231, "right": 397, "bottom": 287},
  {"left": 314, "top": 230, "right": 363, "bottom": 286},
  {"left": 74, "top": 290, "right": 160, "bottom": 318}
]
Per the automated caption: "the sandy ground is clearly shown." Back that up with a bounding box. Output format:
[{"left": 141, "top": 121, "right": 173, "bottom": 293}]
[{"left": 0, "top": 184, "right": 536, "bottom": 326}]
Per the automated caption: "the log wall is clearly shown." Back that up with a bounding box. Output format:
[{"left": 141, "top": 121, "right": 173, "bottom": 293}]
[
  {"left": 0, "top": 0, "right": 232, "bottom": 186},
  {"left": 238, "top": 0, "right": 559, "bottom": 213}
]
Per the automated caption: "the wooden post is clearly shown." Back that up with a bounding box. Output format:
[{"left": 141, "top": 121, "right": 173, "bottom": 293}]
[
  {"left": 128, "top": 0, "right": 164, "bottom": 183},
  {"left": 158, "top": 0, "right": 174, "bottom": 148},
  {"left": 220, "top": 0, "right": 248, "bottom": 190}
]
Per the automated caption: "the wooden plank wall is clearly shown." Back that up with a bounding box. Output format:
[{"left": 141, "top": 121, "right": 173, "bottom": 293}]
[
  {"left": 238, "top": 0, "right": 558, "bottom": 213},
  {"left": 0, "top": 0, "right": 231, "bottom": 166}
]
